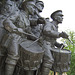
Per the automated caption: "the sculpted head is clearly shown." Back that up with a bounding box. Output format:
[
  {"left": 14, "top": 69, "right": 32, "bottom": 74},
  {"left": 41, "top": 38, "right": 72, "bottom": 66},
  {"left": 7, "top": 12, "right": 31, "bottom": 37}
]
[
  {"left": 36, "top": 1, "right": 44, "bottom": 12},
  {"left": 51, "top": 10, "right": 63, "bottom": 23},
  {"left": 22, "top": 1, "right": 36, "bottom": 15}
]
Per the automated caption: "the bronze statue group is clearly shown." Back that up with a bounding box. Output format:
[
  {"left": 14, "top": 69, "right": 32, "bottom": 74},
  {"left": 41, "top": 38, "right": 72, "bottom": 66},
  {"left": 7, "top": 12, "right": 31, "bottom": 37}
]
[{"left": 0, "top": 0, "right": 70, "bottom": 75}]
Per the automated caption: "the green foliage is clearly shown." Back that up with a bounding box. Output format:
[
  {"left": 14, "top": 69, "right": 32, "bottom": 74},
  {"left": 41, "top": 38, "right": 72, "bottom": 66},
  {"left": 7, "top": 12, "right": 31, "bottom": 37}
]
[
  {"left": 61, "top": 31, "right": 75, "bottom": 75},
  {"left": 50, "top": 70, "right": 54, "bottom": 75}
]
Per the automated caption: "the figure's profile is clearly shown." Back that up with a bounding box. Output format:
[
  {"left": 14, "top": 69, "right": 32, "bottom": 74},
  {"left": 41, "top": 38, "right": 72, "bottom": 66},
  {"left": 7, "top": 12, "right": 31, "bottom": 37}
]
[{"left": 0, "top": 0, "right": 71, "bottom": 75}]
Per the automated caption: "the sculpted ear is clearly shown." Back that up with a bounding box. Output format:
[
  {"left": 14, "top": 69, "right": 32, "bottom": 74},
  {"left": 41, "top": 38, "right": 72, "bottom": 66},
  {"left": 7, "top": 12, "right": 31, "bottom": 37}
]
[{"left": 53, "top": 15, "right": 57, "bottom": 20}]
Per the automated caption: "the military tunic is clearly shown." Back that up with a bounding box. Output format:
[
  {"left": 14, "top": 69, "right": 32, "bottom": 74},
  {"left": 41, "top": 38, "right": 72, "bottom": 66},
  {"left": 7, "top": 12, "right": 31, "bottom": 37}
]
[
  {"left": 42, "top": 19, "right": 60, "bottom": 69},
  {"left": 2, "top": 8, "right": 31, "bottom": 65}
]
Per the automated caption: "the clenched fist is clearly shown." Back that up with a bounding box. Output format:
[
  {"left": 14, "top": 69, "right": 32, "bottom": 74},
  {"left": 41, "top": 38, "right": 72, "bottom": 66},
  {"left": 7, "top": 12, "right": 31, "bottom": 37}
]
[
  {"left": 59, "top": 32, "right": 68, "bottom": 39},
  {"left": 37, "top": 17, "right": 45, "bottom": 24}
]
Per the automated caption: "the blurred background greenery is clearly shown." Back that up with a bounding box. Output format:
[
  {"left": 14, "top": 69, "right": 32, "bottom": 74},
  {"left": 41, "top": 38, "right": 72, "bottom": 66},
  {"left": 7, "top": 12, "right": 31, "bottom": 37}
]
[{"left": 49, "top": 31, "right": 75, "bottom": 75}]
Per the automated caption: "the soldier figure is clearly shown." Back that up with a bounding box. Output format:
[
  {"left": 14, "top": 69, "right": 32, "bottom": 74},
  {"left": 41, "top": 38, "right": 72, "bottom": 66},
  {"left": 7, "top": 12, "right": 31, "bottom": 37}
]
[
  {"left": 0, "top": 0, "right": 22, "bottom": 75},
  {"left": 41, "top": 10, "right": 68, "bottom": 75},
  {"left": 0, "top": 0, "right": 69, "bottom": 75},
  {"left": 2, "top": 1, "right": 36, "bottom": 75},
  {"left": 0, "top": 0, "right": 20, "bottom": 42},
  {"left": 29, "top": 1, "right": 44, "bottom": 38}
]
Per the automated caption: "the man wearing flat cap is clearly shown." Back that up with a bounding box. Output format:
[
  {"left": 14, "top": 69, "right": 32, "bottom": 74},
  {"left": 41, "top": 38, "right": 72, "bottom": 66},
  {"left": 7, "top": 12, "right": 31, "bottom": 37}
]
[
  {"left": 50, "top": 10, "right": 68, "bottom": 39},
  {"left": 42, "top": 10, "right": 68, "bottom": 75}
]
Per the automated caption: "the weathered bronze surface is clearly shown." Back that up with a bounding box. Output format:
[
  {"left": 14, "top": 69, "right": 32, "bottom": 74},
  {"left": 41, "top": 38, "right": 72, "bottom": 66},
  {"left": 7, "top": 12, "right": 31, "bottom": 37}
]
[{"left": 0, "top": 0, "right": 71, "bottom": 75}]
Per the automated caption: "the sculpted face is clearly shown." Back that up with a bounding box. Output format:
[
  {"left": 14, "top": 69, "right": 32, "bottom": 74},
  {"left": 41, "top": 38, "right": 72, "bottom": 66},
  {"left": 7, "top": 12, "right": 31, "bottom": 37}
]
[
  {"left": 23, "top": 1, "right": 36, "bottom": 15},
  {"left": 27, "top": 5, "right": 35, "bottom": 15},
  {"left": 36, "top": 4, "right": 44, "bottom": 12},
  {"left": 54, "top": 12, "right": 63, "bottom": 23},
  {"left": 36, "top": 1, "right": 44, "bottom": 12}
]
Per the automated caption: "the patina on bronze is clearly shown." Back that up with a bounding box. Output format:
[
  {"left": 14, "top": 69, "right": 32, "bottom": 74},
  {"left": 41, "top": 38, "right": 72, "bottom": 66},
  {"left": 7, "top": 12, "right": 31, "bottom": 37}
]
[{"left": 0, "top": 0, "right": 71, "bottom": 75}]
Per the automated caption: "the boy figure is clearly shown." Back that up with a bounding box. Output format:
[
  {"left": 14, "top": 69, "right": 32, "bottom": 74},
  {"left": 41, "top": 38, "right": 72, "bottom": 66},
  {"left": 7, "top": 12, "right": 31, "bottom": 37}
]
[{"left": 2, "top": 1, "right": 36, "bottom": 75}]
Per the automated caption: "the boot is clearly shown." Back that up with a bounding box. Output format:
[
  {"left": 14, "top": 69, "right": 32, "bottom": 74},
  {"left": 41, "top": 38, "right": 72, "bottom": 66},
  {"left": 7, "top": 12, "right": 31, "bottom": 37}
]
[
  {"left": 41, "top": 67, "right": 50, "bottom": 75},
  {"left": 5, "top": 64, "right": 15, "bottom": 75}
]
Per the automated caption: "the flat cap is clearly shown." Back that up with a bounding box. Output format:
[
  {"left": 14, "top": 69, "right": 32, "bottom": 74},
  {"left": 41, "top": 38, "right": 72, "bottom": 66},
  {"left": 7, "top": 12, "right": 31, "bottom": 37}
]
[{"left": 51, "top": 10, "right": 63, "bottom": 19}]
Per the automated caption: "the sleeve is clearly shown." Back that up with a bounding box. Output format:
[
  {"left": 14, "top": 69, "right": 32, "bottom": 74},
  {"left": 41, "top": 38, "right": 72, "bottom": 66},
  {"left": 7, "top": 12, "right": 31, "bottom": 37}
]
[
  {"left": 43, "top": 23, "right": 60, "bottom": 38},
  {"left": 3, "top": 12, "right": 18, "bottom": 33},
  {"left": 54, "top": 42, "right": 62, "bottom": 48}
]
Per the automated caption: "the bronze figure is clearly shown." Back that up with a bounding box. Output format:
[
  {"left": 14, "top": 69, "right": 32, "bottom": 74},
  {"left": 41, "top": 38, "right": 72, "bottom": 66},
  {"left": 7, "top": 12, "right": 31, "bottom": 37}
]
[{"left": 0, "top": 0, "right": 71, "bottom": 75}]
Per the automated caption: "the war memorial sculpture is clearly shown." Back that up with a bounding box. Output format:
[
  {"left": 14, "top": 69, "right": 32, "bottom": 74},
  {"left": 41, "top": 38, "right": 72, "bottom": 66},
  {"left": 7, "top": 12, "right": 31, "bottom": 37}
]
[{"left": 0, "top": 0, "right": 71, "bottom": 75}]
